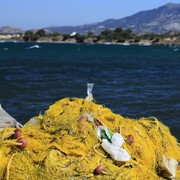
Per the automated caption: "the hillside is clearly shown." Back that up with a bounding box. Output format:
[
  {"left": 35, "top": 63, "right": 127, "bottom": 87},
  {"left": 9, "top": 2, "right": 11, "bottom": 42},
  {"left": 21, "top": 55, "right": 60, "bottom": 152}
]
[
  {"left": 0, "top": 26, "right": 24, "bottom": 34},
  {"left": 45, "top": 3, "right": 180, "bottom": 34}
]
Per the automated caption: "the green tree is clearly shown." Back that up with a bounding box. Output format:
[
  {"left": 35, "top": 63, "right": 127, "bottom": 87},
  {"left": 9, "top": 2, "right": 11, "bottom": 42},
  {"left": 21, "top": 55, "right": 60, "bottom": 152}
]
[
  {"left": 35, "top": 29, "right": 46, "bottom": 37},
  {"left": 75, "top": 33, "right": 85, "bottom": 43},
  {"left": 62, "top": 34, "right": 71, "bottom": 41},
  {"left": 101, "top": 29, "right": 113, "bottom": 41},
  {"left": 113, "top": 28, "right": 124, "bottom": 41},
  {"left": 87, "top": 31, "right": 95, "bottom": 38},
  {"left": 23, "top": 30, "right": 34, "bottom": 41},
  {"left": 32, "top": 34, "right": 40, "bottom": 41},
  {"left": 114, "top": 28, "right": 133, "bottom": 40},
  {"left": 52, "top": 32, "right": 61, "bottom": 37},
  {"left": 114, "top": 27, "right": 123, "bottom": 34}
]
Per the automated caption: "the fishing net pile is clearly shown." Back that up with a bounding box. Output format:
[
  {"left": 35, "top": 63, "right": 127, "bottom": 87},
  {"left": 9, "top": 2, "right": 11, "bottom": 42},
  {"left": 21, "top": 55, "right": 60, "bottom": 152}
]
[{"left": 0, "top": 97, "right": 180, "bottom": 179}]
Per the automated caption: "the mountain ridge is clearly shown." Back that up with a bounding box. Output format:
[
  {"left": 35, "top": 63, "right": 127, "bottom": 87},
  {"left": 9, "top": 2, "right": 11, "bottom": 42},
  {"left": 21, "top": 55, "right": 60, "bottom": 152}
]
[
  {"left": 0, "top": 26, "right": 24, "bottom": 34},
  {"left": 0, "top": 3, "right": 179, "bottom": 34},
  {"left": 45, "top": 3, "right": 180, "bottom": 34}
]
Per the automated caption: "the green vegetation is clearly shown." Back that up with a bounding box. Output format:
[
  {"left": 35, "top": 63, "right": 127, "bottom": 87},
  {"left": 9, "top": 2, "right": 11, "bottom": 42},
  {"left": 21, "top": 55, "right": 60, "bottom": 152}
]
[
  {"left": 22, "top": 28, "right": 180, "bottom": 45},
  {"left": 23, "top": 29, "right": 61, "bottom": 42}
]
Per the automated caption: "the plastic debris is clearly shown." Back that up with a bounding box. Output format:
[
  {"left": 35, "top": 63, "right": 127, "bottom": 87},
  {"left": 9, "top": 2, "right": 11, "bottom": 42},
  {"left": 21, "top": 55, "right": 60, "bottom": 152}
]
[
  {"left": 96, "top": 126, "right": 130, "bottom": 161},
  {"left": 157, "top": 155, "right": 178, "bottom": 179},
  {"left": 102, "top": 138, "right": 131, "bottom": 162},
  {"left": 85, "top": 83, "right": 94, "bottom": 101}
]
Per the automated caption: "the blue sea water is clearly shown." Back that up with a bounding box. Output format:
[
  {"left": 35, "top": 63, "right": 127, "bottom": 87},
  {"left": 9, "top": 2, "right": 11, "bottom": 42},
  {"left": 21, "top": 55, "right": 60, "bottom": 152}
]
[{"left": 0, "top": 42, "right": 179, "bottom": 140}]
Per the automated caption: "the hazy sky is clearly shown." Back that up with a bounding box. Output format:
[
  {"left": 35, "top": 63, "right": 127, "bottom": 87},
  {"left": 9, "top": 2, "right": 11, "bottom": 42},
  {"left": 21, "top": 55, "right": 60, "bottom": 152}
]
[{"left": 0, "top": 0, "right": 179, "bottom": 29}]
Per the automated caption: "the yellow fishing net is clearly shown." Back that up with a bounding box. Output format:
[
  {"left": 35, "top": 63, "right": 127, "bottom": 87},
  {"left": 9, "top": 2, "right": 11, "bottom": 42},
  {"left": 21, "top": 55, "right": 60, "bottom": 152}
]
[{"left": 0, "top": 97, "right": 179, "bottom": 179}]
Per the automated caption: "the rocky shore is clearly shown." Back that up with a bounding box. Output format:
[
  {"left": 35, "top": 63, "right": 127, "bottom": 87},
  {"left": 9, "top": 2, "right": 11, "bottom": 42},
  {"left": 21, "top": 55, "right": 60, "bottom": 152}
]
[{"left": 0, "top": 34, "right": 23, "bottom": 41}]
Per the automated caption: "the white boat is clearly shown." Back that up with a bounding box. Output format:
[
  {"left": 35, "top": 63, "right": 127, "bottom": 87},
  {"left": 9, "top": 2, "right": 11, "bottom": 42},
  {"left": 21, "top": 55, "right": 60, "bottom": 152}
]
[{"left": 0, "top": 104, "right": 22, "bottom": 130}]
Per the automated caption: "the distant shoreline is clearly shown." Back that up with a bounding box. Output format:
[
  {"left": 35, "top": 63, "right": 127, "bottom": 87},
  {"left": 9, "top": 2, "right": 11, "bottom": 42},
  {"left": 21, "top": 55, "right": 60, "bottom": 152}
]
[
  {"left": 0, "top": 34, "right": 180, "bottom": 46},
  {"left": 1, "top": 39, "right": 180, "bottom": 46}
]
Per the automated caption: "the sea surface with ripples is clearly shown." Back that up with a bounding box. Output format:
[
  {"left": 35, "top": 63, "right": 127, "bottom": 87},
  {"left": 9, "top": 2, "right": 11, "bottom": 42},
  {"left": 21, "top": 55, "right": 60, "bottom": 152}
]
[{"left": 0, "top": 42, "right": 179, "bottom": 140}]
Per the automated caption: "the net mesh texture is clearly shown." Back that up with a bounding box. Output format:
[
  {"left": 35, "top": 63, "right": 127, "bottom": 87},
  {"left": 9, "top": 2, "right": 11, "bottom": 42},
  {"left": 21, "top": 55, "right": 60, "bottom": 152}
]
[{"left": 0, "top": 97, "right": 179, "bottom": 180}]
